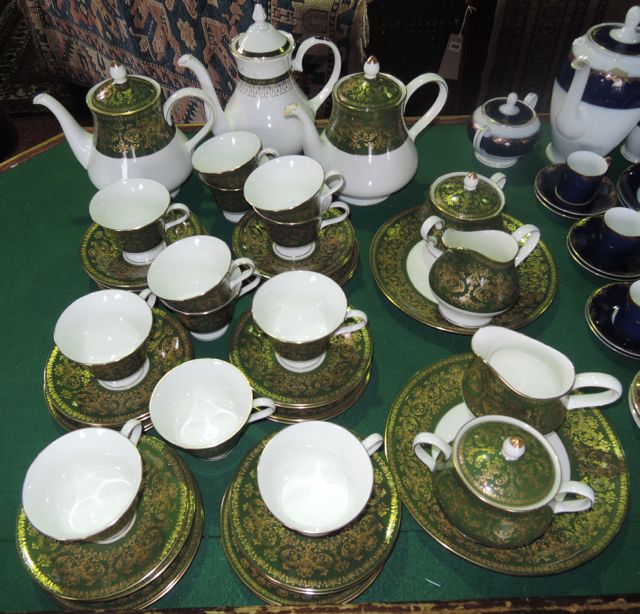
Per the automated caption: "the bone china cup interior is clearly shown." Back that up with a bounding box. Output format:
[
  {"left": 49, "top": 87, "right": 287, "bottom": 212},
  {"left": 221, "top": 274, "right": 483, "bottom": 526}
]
[
  {"left": 257, "top": 421, "right": 379, "bottom": 536},
  {"left": 149, "top": 358, "right": 274, "bottom": 459},
  {"left": 53, "top": 289, "right": 152, "bottom": 382},
  {"left": 192, "top": 131, "right": 262, "bottom": 176},
  {"left": 22, "top": 424, "right": 143, "bottom": 541}
]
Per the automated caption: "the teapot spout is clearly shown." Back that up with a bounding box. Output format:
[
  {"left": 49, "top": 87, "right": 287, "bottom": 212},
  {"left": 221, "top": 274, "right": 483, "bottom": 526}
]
[
  {"left": 283, "top": 103, "right": 326, "bottom": 162},
  {"left": 177, "top": 54, "right": 230, "bottom": 134},
  {"left": 555, "top": 57, "right": 590, "bottom": 140},
  {"left": 33, "top": 93, "right": 92, "bottom": 169}
]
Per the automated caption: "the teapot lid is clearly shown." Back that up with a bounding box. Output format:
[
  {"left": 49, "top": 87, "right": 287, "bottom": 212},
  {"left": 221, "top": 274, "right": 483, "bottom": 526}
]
[
  {"left": 335, "top": 56, "right": 404, "bottom": 110},
  {"left": 89, "top": 62, "right": 160, "bottom": 115},
  {"left": 481, "top": 93, "right": 536, "bottom": 126},
  {"left": 430, "top": 172, "right": 504, "bottom": 222},
  {"left": 231, "top": 4, "right": 291, "bottom": 58},
  {"left": 454, "top": 417, "right": 560, "bottom": 511},
  {"left": 588, "top": 6, "right": 640, "bottom": 56}
]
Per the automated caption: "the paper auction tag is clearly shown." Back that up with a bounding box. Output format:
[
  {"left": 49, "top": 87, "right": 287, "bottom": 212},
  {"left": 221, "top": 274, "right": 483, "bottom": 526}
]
[{"left": 438, "top": 33, "right": 463, "bottom": 80}]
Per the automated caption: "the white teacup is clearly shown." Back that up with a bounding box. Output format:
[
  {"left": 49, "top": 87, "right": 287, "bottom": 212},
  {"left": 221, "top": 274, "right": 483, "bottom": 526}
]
[
  {"left": 89, "top": 178, "right": 190, "bottom": 265},
  {"left": 54, "top": 289, "right": 154, "bottom": 390},
  {"left": 244, "top": 155, "right": 344, "bottom": 223},
  {"left": 257, "top": 421, "right": 383, "bottom": 536},
  {"left": 22, "top": 420, "right": 143, "bottom": 542},
  {"left": 147, "top": 235, "right": 256, "bottom": 312},
  {"left": 149, "top": 358, "right": 275, "bottom": 459},
  {"left": 251, "top": 270, "right": 368, "bottom": 372}
]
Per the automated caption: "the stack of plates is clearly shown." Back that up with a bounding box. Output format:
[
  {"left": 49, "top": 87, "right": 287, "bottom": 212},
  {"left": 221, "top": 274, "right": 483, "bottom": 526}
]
[
  {"left": 17, "top": 436, "right": 203, "bottom": 609},
  {"left": 231, "top": 210, "right": 359, "bottom": 286},
  {"left": 229, "top": 309, "right": 372, "bottom": 423},
  {"left": 43, "top": 309, "right": 193, "bottom": 431},
  {"left": 220, "top": 436, "right": 401, "bottom": 605}
]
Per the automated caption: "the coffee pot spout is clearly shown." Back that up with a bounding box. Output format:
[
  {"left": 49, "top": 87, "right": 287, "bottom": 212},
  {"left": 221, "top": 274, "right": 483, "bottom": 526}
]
[
  {"left": 555, "top": 57, "right": 590, "bottom": 140},
  {"left": 33, "top": 92, "right": 93, "bottom": 169},
  {"left": 178, "top": 53, "right": 230, "bottom": 134}
]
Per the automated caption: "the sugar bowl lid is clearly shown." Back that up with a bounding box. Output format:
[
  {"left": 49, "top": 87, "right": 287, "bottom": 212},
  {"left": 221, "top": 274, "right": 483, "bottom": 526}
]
[
  {"left": 480, "top": 92, "right": 537, "bottom": 127},
  {"left": 231, "top": 4, "right": 291, "bottom": 58},
  {"left": 335, "top": 56, "right": 404, "bottom": 110},
  {"left": 453, "top": 416, "right": 560, "bottom": 511},
  {"left": 89, "top": 62, "right": 160, "bottom": 115},
  {"left": 430, "top": 171, "right": 505, "bottom": 222}
]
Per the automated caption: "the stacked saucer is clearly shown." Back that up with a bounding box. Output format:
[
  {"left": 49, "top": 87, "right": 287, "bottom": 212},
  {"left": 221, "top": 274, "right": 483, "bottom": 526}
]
[
  {"left": 229, "top": 309, "right": 372, "bottom": 422},
  {"left": 231, "top": 209, "right": 359, "bottom": 286},
  {"left": 220, "top": 435, "right": 401, "bottom": 605},
  {"left": 44, "top": 309, "right": 193, "bottom": 431},
  {"left": 17, "top": 436, "right": 203, "bottom": 609},
  {"left": 80, "top": 210, "right": 207, "bottom": 291}
]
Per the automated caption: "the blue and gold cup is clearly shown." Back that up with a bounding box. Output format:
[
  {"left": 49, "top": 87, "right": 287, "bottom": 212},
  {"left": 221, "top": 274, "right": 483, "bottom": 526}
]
[
  {"left": 614, "top": 280, "right": 640, "bottom": 342},
  {"left": 589, "top": 207, "right": 640, "bottom": 267},
  {"left": 555, "top": 151, "right": 610, "bottom": 206}
]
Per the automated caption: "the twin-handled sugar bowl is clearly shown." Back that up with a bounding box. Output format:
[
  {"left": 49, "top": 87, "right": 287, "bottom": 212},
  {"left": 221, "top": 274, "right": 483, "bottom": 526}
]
[
  {"left": 468, "top": 92, "right": 541, "bottom": 168},
  {"left": 413, "top": 414, "right": 595, "bottom": 549}
]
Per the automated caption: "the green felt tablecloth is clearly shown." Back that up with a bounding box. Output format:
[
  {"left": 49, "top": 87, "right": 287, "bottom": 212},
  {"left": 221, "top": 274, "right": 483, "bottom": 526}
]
[{"left": 1, "top": 123, "right": 639, "bottom": 611}]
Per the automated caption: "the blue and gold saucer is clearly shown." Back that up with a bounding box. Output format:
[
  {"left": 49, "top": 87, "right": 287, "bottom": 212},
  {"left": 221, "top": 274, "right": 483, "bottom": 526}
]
[
  {"left": 567, "top": 215, "right": 640, "bottom": 281},
  {"left": 616, "top": 164, "right": 640, "bottom": 211},
  {"left": 586, "top": 282, "right": 640, "bottom": 360},
  {"left": 535, "top": 164, "right": 616, "bottom": 220}
]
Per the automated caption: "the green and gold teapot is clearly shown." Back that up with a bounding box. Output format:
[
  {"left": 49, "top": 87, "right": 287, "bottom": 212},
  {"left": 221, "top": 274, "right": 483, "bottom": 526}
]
[{"left": 413, "top": 415, "right": 595, "bottom": 549}]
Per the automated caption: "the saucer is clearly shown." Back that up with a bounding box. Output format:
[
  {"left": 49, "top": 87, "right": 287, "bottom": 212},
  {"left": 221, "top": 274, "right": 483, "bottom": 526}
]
[
  {"left": 385, "top": 353, "right": 628, "bottom": 575},
  {"left": 585, "top": 282, "right": 640, "bottom": 359},
  {"left": 567, "top": 215, "right": 640, "bottom": 281},
  {"left": 222, "top": 434, "right": 401, "bottom": 595},
  {"left": 44, "top": 309, "right": 193, "bottom": 430},
  {"left": 229, "top": 309, "right": 372, "bottom": 421},
  {"left": 616, "top": 164, "right": 640, "bottom": 210},
  {"left": 17, "top": 435, "right": 198, "bottom": 601},
  {"left": 628, "top": 371, "right": 640, "bottom": 428},
  {"left": 80, "top": 210, "right": 207, "bottom": 291},
  {"left": 534, "top": 164, "right": 616, "bottom": 220},
  {"left": 220, "top": 487, "right": 382, "bottom": 605},
  {"left": 232, "top": 209, "right": 359, "bottom": 286},
  {"left": 371, "top": 207, "right": 557, "bottom": 334},
  {"left": 51, "top": 458, "right": 204, "bottom": 610}
]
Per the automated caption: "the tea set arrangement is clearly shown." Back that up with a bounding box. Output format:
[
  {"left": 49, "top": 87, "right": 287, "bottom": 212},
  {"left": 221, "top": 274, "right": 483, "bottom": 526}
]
[{"left": 15, "top": 2, "right": 640, "bottom": 608}]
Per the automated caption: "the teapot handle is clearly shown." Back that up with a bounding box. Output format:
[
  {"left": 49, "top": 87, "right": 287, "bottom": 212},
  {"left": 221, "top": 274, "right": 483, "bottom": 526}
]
[
  {"left": 292, "top": 37, "right": 342, "bottom": 114},
  {"left": 163, "top": 87, "right": 217, "bottom": 154},
  {"left": 406, "top": 74, "right": 449, "bottom": 142}
]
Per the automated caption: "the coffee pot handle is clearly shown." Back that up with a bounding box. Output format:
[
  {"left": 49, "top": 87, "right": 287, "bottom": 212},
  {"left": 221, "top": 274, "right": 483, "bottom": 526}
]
[
  {"left": 565, "top": 372, "right": 622, "bottom": 409},
  {"left": 549, "top": 481, "right": 595, "bottom": 514},
  {"left": 163, "top": 87, "right": 217, "bottom": 153},
  {"left": 292, "top": 37, "right": 342, "bottom": 114},
  {"left": 511, "top": 224, "right": 540, "bottom": 267},
  {"left": 412, "top": 432, "right": 451, "bottom": 471},
  {"left": 406, "top": 74, "right": 449, "bottom": 142}
]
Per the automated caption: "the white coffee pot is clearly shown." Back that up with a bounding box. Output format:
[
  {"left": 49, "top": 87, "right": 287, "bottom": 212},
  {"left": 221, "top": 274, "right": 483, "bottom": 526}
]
[
  {"left": 178, "top": 4, "right": 341, "bottom": 155},
  {"left": 549, "top": 5, "right": 640, "bottom": 162}
]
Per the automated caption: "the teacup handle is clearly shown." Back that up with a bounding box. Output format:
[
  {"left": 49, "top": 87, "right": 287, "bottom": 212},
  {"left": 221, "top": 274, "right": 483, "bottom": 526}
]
[
  {"left": 420, "top": 215, "right": 445, "bottom": 257},
  {"left": 334, "top": 309, "right": 367, "bottom": 336},
  {"left": 163, "top": 203, "right": 191, "bottom": 231},
  {"left": 120, "top": 419, "right": 143, "bottom": 446},
  {"left": 412, "top": 432, "right": 451, "bottom": 472},
  {"left": 320, "top": 202, "right": 350, "bottom": 229},
  {"left": 565, "top": 372, "right": 623, "bottom": 410},
  {"left": 361, "top": 433, "right": 383, "bottom": 456},
  {"left": 511, "top": 224, "right": 540, "bottom": 267},
  {"left": 257, "top": 148, "right": 279, "bottom": 165},
  {"left": 238, "top": 272, "right": 261, "bottom": 297},
  {"left": 549, "top": 480, "right": 595, "bottom": 514},
  {"left": 229, "top": 257, "right": 256, "bottom": 292},
  {"left": 138, "top": 288, "right": 157, "bottom": 309},
  {"left": 163, "top": 87, "right": 217, "bottom": 153},
  {"left": 248, "top": 397, "right": 276, "bottom": 422},
  {"left": 472, "top": 125, "right": 491, "bottom": 154}
]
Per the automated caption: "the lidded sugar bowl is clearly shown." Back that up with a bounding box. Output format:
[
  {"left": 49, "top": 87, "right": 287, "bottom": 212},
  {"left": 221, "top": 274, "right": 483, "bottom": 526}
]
[
  {"left": 413, "top": 415, "right": 595, "bottom": 548},
  {"left": 468, "top": 92, "right": 541, "bottom": 167},
  {"left": 426, "top": 171, "right": 506, "bottom": 231}
]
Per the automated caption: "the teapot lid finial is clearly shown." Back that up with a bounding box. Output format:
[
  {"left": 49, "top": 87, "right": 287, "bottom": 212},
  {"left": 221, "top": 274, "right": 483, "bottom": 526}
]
[
  {"left": 498, "top": 92, "right": 519, "bottom": 116},
  {"left": 364, "top": 56, "right": 380, "bottom": 80},
  {"left": 610, "top": 6, "right": 640, "bottom": 44},
  {"left": 109, "top": 61, "right": 127, "bottom": 85}
]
